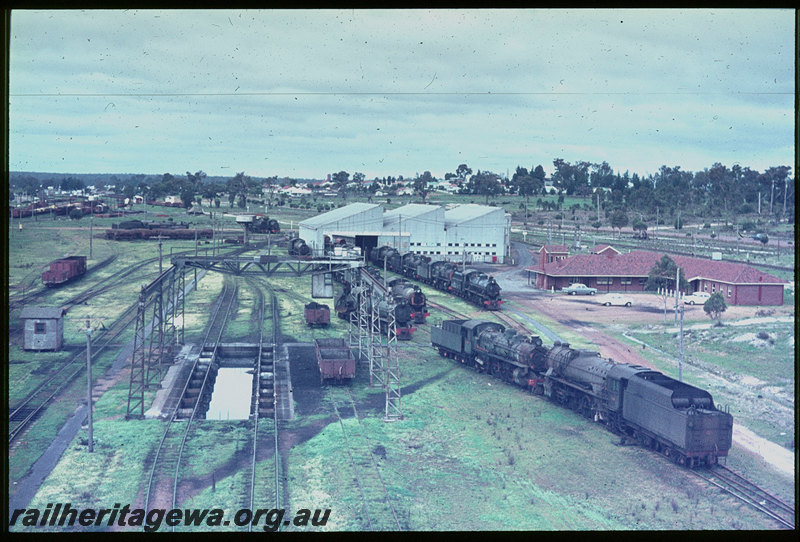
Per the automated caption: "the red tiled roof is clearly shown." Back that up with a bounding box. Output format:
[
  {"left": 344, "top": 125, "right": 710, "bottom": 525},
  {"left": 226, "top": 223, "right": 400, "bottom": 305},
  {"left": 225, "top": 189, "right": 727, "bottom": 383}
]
[
  {"left": 591, "top": 244, "right": 620, "bottom": 254},
  {"left": 540, "top": 244, "right": 569, "bottom": 253},
  {"left": 528, "top": 250, "right": 785, "bottom": 285}
]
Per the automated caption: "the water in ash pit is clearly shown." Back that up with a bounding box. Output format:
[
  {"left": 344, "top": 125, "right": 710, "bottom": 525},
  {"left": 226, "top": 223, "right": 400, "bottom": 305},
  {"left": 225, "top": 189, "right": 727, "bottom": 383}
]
[{"left": 206, "top": 367, "right": 253, "bottom": 420}]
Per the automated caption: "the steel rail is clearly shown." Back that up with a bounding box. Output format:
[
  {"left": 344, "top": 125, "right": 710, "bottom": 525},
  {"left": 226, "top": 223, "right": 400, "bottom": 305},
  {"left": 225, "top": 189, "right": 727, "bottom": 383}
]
[{"left": 142, "top": 281, "right": 235, "bottom": 522}]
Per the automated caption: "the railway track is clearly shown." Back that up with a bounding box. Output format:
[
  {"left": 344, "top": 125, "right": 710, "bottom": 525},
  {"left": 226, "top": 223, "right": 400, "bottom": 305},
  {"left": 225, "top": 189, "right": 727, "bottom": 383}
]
[
  {"left": 9, "top": 244, "right": 266, "bottom": 439},
  {"left": 693, "top": 465, "right": 795, "bottom": 529},
  {"left": 245, "top": 280, "right": 283, "bottom": 531},
  {"left": 143, "top": 280, "right": 238, "bottom": 527},
  {"left": 9, "top": 254, "right": 120, "bottom": 310},
  {"left": 327, "top": 385, "right": 402, "bottom": 531},
  {"left": 430, "top": 287, "right": 795, "bottom": 530},
  {"left": 9, "top": 293, "right": 143, "bottom": 444}
]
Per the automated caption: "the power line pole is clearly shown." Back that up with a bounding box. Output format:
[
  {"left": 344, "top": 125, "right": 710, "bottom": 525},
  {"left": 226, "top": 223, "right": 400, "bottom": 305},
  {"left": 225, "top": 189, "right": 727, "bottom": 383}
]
[
  {"left": 674, "top": 267, "right": 680, "bottom": 324},
  {"left": 85, "top": 318, "right": 94, "bottom": 452},
  {"left": 89, "top": 214, "right": 94, "bottom": 259},
  {"left": 679, "top": 305, "right": 684, "bottom": 381}
]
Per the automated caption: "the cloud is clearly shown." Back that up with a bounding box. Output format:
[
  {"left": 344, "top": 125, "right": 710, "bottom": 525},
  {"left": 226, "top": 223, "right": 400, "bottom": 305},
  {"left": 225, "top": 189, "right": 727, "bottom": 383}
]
[{"left": 8, "top": 8, "right": 794, "bottom": 179}]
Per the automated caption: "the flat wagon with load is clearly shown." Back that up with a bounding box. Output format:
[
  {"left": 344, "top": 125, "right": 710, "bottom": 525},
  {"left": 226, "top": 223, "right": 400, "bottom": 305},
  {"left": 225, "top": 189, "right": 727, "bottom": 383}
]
[{"left": 314, "top": 338, "right": 356, "bottom": 384}]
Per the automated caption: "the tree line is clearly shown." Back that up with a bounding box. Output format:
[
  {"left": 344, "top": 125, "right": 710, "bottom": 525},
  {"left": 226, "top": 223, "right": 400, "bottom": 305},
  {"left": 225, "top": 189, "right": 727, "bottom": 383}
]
[{"left": 9, "top": 158, "right": 794, "bottom": 224}]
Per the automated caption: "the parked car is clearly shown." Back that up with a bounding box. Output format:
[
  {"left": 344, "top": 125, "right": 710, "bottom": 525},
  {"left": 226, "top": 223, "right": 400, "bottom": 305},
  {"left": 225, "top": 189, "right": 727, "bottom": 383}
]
[
  {"left": 597, "top": 293, "right": 633, "bottom": 306},
  {"left": 683, "top": 291, "right": 711, "bottom": 305},
  {"left": 560, "top": 283, "right": 597, "bottom": 295}
]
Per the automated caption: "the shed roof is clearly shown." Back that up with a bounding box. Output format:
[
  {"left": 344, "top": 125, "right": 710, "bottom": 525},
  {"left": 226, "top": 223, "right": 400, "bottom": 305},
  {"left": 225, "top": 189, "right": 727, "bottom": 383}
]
[
  {"left": 383, "top": 204, "right": 442, "bottom": 228},
  {"left": 20, "top": 307, "right": 65, "bottom": 319},
  {"left": 299, "top": 203, "right": 382, "bottom": 229},
  {"left": 444, "top": 204, "right": 502, "bottom": 226}
]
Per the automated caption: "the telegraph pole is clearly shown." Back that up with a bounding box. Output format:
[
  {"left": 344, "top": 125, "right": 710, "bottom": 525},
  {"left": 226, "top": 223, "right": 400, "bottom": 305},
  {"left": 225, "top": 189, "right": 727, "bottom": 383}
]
[
  {"left": 85, "top": 318, "right": 94, "bottom": 452},
  {"left": 89, "top": 214, "right": 94, "bottom": 259},
  {"left": 679, "top": 305, "right": 684, "bottom": 381},
  {"left": 674, "top": 267, "right": 680, "bottom": 324}
]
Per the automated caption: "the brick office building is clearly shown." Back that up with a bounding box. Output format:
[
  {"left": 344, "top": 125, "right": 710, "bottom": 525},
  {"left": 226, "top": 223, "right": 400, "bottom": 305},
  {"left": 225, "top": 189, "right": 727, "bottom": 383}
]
[{"left": 528, "top": 247, "right": 785, "bottom": 306}]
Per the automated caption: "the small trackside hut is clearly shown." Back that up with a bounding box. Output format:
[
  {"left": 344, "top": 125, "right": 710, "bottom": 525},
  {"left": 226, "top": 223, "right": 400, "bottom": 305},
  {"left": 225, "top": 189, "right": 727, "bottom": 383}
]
[{"left": 21, "top": 307, "right": 66, "bottom": 351}]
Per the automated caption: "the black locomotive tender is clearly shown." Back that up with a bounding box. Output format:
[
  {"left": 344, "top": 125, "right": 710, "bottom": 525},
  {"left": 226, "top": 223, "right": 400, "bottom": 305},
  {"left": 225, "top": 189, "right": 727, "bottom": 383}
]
[
  {"left": 368, "top": 245, "right": 502, "bottom": 310},
  {"left": 431, "top": 319, "right": 733, "bottom": 468}
]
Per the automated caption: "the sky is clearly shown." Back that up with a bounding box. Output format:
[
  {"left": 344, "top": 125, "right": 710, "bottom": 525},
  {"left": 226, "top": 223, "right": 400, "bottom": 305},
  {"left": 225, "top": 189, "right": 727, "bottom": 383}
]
[{"left": 8, "top": 9, "right": 796, "bottom": 181}]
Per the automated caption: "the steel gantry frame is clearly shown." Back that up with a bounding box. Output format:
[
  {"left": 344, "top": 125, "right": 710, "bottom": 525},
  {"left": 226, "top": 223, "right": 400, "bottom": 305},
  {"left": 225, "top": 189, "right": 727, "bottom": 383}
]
[
  {"left": 126, "top": 265, "right": 186, "bottom": 418},
  {"left": 127, "top": 253, "right": 362, "bottom": 419},
  {"left": 346, "top": 266, "right": 403, "bottom": 421}
]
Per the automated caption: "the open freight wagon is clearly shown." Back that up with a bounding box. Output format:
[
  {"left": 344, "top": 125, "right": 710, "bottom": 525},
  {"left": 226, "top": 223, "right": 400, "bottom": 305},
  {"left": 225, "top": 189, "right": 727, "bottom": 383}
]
[{"left": 314, "top": 338, "right": 356, "bottom": 384}]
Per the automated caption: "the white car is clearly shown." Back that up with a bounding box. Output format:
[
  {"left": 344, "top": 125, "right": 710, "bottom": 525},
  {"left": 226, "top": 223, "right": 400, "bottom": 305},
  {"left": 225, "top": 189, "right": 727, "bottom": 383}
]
[
  {"left": 560, "top": 283, "right": 598, "bottom": 295},
  {"left": 597, "top": 293, "right": 633, "bottom": 307},
  {"left": 683, "top": 291, "right": 711, "bottom": 305}
]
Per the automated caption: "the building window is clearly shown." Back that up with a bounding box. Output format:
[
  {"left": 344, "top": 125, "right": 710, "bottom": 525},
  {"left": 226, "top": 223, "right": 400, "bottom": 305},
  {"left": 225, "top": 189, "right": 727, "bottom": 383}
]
[
  {"left": 34, "top": 322, "right": 46, "bottom": 334},
  {"left": 711, "top": 284, "right": 716, "bottom": 293},
  {"left": 621, "top": 278, "right": 632, "bottom": 285},
  {"left": 727, "top": 287, "right": 732, "bottom": 297},
  {"left": 569, "top": 277, "right": 582, "bottom": 284},
  {"left": 638, "top": 278, "right": 647, "bottom": 285},
  {"left": 597, "top": 278, "right": 611, "bottom": 285}
]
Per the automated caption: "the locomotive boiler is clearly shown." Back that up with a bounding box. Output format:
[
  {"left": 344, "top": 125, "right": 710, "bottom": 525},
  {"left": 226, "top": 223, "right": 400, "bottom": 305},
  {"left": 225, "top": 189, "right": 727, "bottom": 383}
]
[
  {"left": 387, "top": 277, "right": 429, "bottom": 324},
  {"left": 288, "top": 237, "right": 311, "bottom": 257},
  {"left": 431, "top": 319, "right": 548, "bottom": 386}
]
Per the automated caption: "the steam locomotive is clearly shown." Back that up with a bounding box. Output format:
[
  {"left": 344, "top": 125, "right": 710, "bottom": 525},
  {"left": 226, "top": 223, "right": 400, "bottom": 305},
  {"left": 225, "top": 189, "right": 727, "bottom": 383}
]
[
  {"left": 368, "top": 245, "right": 502, "bottom": 310},
  {"left": 387, "top": 277, "right": 429, "bottom": 324},
  {"left": 334, "top": 282, "right": 417, "bottom": 340},
  {"left": 431, "top": 319, "right": 733, "bottom": 468},
  {"left": 288, "top": 237, "right": 311, "bottom": 257},
  {"left": 247, "top": 216, "right": 280, "bottom": 234}
]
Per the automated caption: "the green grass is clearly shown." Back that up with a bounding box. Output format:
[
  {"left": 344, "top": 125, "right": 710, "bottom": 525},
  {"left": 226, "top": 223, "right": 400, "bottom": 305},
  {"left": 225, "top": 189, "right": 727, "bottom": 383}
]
[
  {"left": 286, "top": 337, "right": 780, "bottom": 530},
  {"left": 617, "top": 320, "right": 794, "bottom": 447},
  {"left": 9, "top": 205, "right": 794, "bottom": 531}
]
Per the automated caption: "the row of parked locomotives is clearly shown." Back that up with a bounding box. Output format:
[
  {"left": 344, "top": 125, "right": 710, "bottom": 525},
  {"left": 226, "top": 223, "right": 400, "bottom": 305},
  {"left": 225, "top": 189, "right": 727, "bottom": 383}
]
[
  {"left": 334, "top": 280, "right": 418, "bottom": 340},
  {"left": 367, "top": 246, "right": 502, "bottom": 310},
  {"left": 431, "top": 319, "right": 733, "bottom": 468}
]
